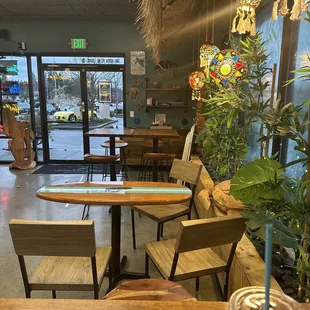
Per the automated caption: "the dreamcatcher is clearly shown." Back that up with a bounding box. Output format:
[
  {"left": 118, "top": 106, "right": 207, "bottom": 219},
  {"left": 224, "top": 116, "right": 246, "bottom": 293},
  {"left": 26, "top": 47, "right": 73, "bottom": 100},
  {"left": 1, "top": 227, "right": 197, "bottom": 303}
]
[
  {"left": 209, "top": 49, "right": 248, "bottom": 88},
  {"left": 231, "top": 0, "right": 261, "bottom": 35},
  {"left": 189, "top": 71, "right": 205, "bottom": 100},
  {"left": 272, "top": 0, "right": 308, "bottom": 20}
]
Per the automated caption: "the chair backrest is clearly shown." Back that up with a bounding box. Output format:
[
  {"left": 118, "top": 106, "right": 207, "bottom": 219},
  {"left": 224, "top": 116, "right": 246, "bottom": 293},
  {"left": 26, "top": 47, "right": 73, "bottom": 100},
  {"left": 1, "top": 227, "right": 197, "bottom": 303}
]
[
  {"left": 175, "top": 215, "right": 245, "bottom": 254},
  {"left": 9, "top": 219, "right": 96, "bottom": 257},
  {"left": 181, "top": 124, "right": 195, "bottom": 162},
  {"left": 170, "top": 158, "right": 202, "bottom": 186}
]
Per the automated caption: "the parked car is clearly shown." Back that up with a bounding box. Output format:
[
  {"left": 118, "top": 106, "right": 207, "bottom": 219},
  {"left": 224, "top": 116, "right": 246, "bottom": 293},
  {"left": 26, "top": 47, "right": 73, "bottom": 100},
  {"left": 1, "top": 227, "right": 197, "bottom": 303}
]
[
  {"left": 114, "top": 102, "right": 123, "bottom": 114},
  {"left": 17, "top": 101, "right": 30, "bottom": 114},
  {"left": 53, "top": 108, "right": 97, "bottom": 122}
]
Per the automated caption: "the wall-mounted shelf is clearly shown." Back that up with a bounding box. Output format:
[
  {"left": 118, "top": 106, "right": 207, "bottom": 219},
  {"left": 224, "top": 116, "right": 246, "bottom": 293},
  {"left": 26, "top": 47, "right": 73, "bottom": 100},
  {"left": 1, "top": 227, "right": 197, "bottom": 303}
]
[
  {"left": 147, "top": 105, "right": 187, "bottom": 108},
  {"left": 146, "top": 88, "right": 188, "bottom": 91}
]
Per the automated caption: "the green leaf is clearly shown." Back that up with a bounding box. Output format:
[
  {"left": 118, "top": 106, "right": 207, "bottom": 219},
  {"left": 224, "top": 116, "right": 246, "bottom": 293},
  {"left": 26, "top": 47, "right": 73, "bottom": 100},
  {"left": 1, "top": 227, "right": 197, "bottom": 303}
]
[
  {"left": 230, "top": 159, "right": 284, "bottom": 205},
  {"left": 242, "top": 210, "right": 299, "bottom": 248}
]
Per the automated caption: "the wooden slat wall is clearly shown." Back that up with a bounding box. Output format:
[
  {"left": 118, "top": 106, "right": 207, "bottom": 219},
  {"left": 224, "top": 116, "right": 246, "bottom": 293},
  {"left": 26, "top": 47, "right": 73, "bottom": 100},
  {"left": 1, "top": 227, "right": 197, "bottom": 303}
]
[{"left": 191, "top": 157, "right": 283, "bottom": 298}]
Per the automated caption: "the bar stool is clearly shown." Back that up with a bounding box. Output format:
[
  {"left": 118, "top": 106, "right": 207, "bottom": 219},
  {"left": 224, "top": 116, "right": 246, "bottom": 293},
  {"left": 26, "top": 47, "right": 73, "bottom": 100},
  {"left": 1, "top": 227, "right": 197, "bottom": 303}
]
[
  {"left": 140, "top": 153, "right": 176, "bottom": 182},
  {"left": 82, "top": 154, "right": 120, "bottom": 220},
  {"left": 101, "top": 140, "right": 129, "bottom": 181},
  {"left": 138, "top": 139, "right": 165, "bottom": 180}
]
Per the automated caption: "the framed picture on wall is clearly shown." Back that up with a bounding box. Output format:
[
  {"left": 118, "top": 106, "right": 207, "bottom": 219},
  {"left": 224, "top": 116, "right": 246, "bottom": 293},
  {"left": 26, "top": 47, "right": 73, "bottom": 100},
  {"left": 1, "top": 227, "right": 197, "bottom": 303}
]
[
  {"left": 98, "top": 81, "right": 112, "bottom": 103},
  {"left": 130, "top": 51, "right": 145, "bottom": 75}
]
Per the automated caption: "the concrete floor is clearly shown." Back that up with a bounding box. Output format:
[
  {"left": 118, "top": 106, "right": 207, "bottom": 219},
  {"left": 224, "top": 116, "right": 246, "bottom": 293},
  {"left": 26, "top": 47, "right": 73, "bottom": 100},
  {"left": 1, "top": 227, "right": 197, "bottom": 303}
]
[{"left": 0, "top": 165, "right": 222, "bottom": 301}]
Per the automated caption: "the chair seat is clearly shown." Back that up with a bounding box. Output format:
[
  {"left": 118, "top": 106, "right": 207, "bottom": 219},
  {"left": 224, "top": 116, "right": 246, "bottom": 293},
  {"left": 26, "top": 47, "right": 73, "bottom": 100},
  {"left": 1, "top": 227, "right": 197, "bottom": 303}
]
[
  {"left": 101, "top": 140, "right": 128, "bottom": 149},
  {"left": 132, "top": 203, "right": 189, "bottom": 222},
  {"left": 29, "top": 246, "right": 111, "bottom": 291},
  {"left": 146, "top": 239, "right": 227, "bottom": 281},
  {"left": 84, "top": 154, "right": 120, "bottom": 163},
  {"left": 103, "top": 279, "right": 196, "bottom": 301},
  {"left": 144, "top": 153, "right": 176, "bottom": 161}
]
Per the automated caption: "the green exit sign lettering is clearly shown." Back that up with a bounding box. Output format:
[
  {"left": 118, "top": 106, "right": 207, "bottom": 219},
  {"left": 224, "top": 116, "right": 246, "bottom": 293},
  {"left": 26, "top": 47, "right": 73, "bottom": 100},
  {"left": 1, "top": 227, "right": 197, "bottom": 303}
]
[{"left": 71, "top": 38, "right": 87, "bottom": 49}]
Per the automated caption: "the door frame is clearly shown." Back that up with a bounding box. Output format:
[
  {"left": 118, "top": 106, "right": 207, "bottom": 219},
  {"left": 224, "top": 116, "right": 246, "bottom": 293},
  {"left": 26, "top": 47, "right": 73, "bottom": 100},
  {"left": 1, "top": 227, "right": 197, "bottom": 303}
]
[{"left": 39, "top": 63, "right": 125, "bottom": 163}]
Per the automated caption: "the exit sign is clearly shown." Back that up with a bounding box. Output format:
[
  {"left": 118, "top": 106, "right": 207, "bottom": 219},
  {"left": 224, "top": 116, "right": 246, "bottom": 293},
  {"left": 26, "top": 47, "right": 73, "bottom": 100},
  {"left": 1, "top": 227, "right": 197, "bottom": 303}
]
[{"left": 71, "top": 38, "right": 87, "bottom": 49}]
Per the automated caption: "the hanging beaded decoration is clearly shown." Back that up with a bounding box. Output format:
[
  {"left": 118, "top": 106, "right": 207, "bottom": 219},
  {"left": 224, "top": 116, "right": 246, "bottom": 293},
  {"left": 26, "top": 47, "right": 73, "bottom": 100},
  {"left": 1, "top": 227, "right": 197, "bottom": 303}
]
[
  {"left": 200, "top": 43, "right": 220, "bottom": 76},
  {"left": 231, "top": 0, "right": 261, "bottom": 35},
  {"left": 272, "top": 0, "right": 308, "bottom": 20},
  {"left": 189, "top": 71, "right": 205, "bottom": 100},
  {"left": 209, "top": 49, "right": 248, "bottom": 88}
]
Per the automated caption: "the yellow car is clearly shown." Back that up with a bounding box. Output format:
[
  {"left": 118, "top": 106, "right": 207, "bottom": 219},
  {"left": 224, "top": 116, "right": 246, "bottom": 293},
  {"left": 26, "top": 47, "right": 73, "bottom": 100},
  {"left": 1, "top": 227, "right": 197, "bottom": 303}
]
[{"left": 54, "top": 109, "right": 97, "bottom": 122}]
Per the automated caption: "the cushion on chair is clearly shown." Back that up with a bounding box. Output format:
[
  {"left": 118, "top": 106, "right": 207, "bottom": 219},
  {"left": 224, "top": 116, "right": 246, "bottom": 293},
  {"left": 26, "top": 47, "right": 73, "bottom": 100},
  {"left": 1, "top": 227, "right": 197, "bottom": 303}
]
[
  {"left": 146, "top": 239, "right": 226, "bottom": 281},
  {"left": 103, "top": 279, "right": 196, "bottom": 301},
  {"left": 101, "top": 140, "right": 128, "bottom": 149},
  {"left": 132, "top": 204, "right": 189, "bottom": 222},
  {"left": 29, "top": 246, "right": 111, "bottom": 291}
]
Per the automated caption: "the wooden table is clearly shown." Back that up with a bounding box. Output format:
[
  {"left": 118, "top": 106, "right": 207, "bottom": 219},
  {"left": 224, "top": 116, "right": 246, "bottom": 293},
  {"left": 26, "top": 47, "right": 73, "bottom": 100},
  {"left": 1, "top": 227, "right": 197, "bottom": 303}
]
[
  {"left": 132, "top": 128, "right": 180, "bottom": 181},
  {"left": 36, "top": 181, "right": 192, "bottom": 288},
  {"left": 0, "top": 299, "right": 228, "bottom": 310},
  {"left": 85, "top": 128, "right": 180, "bottom": 182},
  {"left": 1, "top": 299, "right": 309, "bottom": 310}
]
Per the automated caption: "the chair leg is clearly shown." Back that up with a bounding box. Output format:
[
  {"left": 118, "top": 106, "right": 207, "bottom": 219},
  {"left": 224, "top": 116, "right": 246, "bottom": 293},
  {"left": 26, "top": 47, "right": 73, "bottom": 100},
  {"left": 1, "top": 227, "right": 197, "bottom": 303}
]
[
  {"left": 25, "top": 290, "right": 31, "bottom": 298},
  {"left": 52, "top": 290, "right": 56, "bottom": 299},
  {"left": 223, "top": 272, "right": 230, "bottom": 301},
  {"left": 87, "top": 163, "right": 91, "bottom": 182},
  {"left": 131, "top": 209, "right": 137, "bottom": 249},
  {"left": 161, "top": 223, "right": 164, "bottom": 237},
  {"left": 94, "top": 289, "right": 99, "bottom": 299},
  {"left": 196, "top": 277, "right": 200, "bottom": 292},
  {"left": 157, "top": 223, "right": 161, "bottom": 241},
  {"left": 145, "top": 252, "right": 150, "bottom": 278},
  {"left": 108, "top": 261, "right": 113, "bottom": 292}
]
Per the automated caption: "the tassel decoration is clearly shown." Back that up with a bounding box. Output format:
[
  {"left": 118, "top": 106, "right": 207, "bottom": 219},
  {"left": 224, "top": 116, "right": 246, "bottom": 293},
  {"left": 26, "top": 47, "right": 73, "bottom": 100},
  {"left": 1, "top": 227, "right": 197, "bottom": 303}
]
[
  {"left": 272, "top": 0, "right": 281, "bottom": 20},
  {"left": 231, "top": 0, "right": 261, "bottom": 36},
  {"left": 272, "top": 0, "right": 308, "bottom": 21}
]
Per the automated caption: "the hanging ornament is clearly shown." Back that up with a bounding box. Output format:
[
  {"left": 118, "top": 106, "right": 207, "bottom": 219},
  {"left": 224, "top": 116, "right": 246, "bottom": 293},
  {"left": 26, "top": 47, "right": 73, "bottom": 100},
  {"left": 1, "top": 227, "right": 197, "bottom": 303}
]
[
  {"left": 231, "top": 0, "right": 261, "bottom": 36},
  {"left": 290, "top": 0, "right": 308, "bottom": 20},
  {"left": 278, "top": 0, "right": 290, "bottom": 17},
  {"left": 272, "top": 0, "right": 307, "bottom": 20},
  {"left": 189, "top": 71, "right": 205, "bottom": 100},
  {"left": 209, "top": 49, "right": 248, "bottom": 88},
  {"left": 199, "top": 43, "right": 220, "bottom": 76}
]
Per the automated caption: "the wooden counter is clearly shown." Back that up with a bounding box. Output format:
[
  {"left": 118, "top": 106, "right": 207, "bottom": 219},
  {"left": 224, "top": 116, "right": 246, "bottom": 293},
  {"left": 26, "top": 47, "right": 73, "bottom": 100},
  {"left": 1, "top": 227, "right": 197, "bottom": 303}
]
[
  {"left": 0, "top": 299, "right": 227, "bottom": 310},
  {"left": 0, "top": 299, "right": 308, "bottom": 309}
]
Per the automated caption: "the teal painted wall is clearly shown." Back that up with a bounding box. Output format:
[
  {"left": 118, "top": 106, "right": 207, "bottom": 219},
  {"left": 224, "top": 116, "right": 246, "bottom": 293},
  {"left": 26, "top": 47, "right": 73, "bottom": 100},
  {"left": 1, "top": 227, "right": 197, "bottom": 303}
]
[{"left": 0, "top": 20, "right": 197, "bottom": 128}]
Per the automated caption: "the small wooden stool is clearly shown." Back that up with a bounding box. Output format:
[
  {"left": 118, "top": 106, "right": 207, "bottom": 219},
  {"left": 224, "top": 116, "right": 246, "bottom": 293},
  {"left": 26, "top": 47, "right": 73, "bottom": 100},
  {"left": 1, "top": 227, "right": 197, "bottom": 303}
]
[
  {"left": 82, "top": 154, "right": 120, "bottom": 220},
  {"left": 101, "top": 140, "right": 129, "bottom": 181},
  {"left": 103, "top": 279, "right": 196, "bottom": 301},
  {"left": 140, "top": 153, "right": 176, "bottom": 182}
]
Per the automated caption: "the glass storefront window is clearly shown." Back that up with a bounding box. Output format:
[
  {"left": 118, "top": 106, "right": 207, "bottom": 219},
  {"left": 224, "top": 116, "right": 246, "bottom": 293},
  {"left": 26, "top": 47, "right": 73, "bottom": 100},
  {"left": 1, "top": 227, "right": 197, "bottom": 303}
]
[
  {"left": 0, "top": 56, "right": 31, "bottom": 161},
  {"left": 246, "top": 4, "right": 284, "bottom": 162},
  {"left": 41, "top": 56, "right": 125, "bottom": 65}
]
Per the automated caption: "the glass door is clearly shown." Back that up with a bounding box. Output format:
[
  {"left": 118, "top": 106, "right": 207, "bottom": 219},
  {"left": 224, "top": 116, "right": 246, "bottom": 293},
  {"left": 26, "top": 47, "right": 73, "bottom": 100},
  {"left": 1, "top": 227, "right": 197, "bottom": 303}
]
[
  {"left": 86, "top": 70, "right": 124, "bottom": 154},
  {"left": 43, "top": 69, "right": 86, "bottom": 161}
]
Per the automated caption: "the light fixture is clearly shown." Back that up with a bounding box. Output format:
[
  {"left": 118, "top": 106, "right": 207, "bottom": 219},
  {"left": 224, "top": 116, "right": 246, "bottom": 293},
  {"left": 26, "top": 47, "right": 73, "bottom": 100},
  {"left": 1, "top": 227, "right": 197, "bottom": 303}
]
[{"left": 189, "top": 71, "right": 206, "bottom": 100}]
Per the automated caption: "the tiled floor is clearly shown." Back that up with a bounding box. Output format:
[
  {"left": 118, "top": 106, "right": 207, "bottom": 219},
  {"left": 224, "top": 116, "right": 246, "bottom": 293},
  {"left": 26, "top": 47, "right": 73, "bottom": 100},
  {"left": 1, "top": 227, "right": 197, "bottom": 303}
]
[{"left": 0, "top": 164, "right": 222, "bottom": 301}]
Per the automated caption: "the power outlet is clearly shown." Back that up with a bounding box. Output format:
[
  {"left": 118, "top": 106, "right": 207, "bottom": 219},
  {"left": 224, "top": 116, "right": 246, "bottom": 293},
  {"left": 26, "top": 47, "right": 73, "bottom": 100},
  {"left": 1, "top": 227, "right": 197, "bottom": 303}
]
[{"left": 130, "top": 111, "right": 134, "bottom": 118}]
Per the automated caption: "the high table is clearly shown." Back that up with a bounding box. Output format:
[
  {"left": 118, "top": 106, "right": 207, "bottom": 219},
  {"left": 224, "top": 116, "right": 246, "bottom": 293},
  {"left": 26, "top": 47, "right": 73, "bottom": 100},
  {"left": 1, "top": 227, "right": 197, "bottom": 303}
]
[
  {"left": 85, "top": 128, "right": 180, "bottom": 182},
  {"left": 36, "top": 181, "right": 192, "bottom": 288},
  {"left": 132, "top": 128, "right": 180, "bottom": 181}
]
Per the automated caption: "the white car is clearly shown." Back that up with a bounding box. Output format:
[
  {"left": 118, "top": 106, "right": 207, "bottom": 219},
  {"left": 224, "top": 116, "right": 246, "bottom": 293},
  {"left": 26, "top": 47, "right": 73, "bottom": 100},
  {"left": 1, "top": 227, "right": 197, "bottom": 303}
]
[{"left": 17, "top": 101, "right": 30, "bottom": 113}]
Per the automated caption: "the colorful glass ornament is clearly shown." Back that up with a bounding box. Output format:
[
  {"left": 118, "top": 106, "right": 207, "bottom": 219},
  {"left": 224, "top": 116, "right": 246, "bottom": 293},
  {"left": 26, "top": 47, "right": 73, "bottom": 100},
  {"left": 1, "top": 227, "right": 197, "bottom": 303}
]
[
  {"left": 189, "top": 71, "right": 205, "bottom": 100},
  {"left": 199, "top": 43, "right": 220, "bottom": 75},
  {"left": 231, "top": 0, "right": 261, "bottom": 35},
  {"left": 209, "top": 49, "right": 248, "bottom": 88}
]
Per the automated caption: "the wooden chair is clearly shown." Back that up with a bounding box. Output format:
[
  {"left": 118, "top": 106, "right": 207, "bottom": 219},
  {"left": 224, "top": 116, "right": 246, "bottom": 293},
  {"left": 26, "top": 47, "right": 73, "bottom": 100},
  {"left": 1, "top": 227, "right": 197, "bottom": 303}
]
[
  {"left": 131, "top": 159, "right": 203, "bottom": 249},
  {"left": 103, "top": 279, "right": 196, "bottom": 301},
  {"left": 145, "top": 216, "right": 246, "bottom": 300},
  {"left": 9, "top": 219, "right": 112, "bottom": 299},
  {"left": 181, "top": 124, "right": 195, "bottom": 162}
]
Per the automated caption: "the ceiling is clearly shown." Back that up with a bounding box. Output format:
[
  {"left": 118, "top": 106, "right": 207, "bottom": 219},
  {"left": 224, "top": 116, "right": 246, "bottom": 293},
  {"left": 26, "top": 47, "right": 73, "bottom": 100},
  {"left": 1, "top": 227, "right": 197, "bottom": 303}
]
[{"left": 0, "top": 0, "right": 138, "bottom": 21}]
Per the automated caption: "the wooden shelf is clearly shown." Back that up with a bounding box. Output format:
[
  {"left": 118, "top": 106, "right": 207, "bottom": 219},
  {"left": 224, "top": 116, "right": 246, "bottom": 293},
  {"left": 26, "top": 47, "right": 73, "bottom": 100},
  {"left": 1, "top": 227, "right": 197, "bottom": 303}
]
[
  {"left": 147, "top": 105, "right": 187, "bottom": 108},
  {"left": 145, "top": 88, "right": 188, "bottom": 91}
]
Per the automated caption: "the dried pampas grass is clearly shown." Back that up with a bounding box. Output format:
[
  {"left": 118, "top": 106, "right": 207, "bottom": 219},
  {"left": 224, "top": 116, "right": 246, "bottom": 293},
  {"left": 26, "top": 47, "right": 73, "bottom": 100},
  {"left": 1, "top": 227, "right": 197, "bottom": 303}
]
[{"left": 136, "top": 0, "right": 202, "bottom": 63}]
